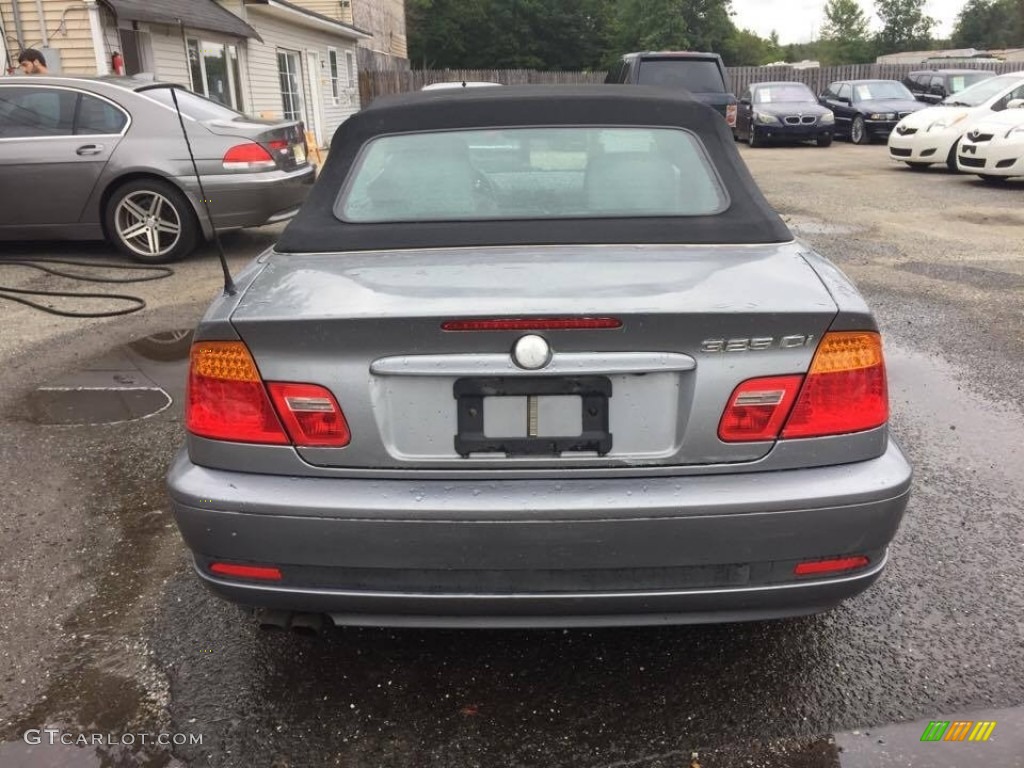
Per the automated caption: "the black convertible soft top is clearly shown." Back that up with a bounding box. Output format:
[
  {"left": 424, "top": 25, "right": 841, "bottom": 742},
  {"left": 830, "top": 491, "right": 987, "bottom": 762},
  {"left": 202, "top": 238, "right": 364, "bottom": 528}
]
[{"left": 276, "top": 85, "right": 793, "bottom": 253}]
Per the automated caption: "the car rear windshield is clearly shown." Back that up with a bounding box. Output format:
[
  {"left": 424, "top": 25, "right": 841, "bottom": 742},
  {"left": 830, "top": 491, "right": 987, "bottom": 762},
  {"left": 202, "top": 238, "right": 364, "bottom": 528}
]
[
  {"left": 754, "top": 84, "right": 815, "bottom": 103},
  {"left": 636, "top": 59, "right": 727, "bottom": 93},
  {"left": 139, "top": 87, "right": 244, "bottom": 121},
  {"left": 336, "top": 127, "right": 729, "bottom": 223},
  {"left": 945, "top": 73, "right": 1023, "bottom": 106},
  {"left": 854, "top": 81, "right": 914, "bottom": 101}
]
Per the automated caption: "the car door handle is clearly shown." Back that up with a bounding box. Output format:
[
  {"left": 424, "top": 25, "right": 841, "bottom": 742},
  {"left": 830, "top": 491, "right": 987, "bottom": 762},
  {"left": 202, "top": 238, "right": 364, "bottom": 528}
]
[{"left": 76, "top": 144, "right": 104, "bottom": 156}]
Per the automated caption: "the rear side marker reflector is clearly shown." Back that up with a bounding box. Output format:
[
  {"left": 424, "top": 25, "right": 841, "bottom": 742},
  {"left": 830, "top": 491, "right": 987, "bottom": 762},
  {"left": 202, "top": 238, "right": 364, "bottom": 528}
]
[
  {"left": 794, "top": 556, "right": 870, "bottom": 577},
  {"left": 210, "top": 562, "right": 283, "bottom": 581},
  {"left": 442, "top": 317, "right": 622, "bottom": 331}
]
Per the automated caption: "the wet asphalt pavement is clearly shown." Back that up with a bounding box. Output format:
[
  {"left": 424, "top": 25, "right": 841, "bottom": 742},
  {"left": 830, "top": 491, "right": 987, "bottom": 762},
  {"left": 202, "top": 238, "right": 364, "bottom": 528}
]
[{"left": 0, "top": 144, "right": 1022, "bottom": 767}]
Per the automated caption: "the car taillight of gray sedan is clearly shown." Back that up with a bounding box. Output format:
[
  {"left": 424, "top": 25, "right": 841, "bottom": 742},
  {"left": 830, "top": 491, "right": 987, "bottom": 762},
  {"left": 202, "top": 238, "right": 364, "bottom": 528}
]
[{"left": 167, "top": 85, "right": 912, "bottom": 629}]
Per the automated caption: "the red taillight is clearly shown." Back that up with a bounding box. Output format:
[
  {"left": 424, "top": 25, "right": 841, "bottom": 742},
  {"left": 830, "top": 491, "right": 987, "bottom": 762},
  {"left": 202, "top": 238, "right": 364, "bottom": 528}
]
[
  {"left": 719, "top": 375, "right": 804, "bottom": 442},
  {"left": 718, "top": 332, "right": 888, "bottom": 443},
  {"left": 782, "top": 332, "right": 888, "bottom": 439},
  {"left": 267, "top": 382, "right": 351, "bottom": 447},
  {"left": 794, "top": 556, "right": 870, "bottom": 577},
  {"left": 186, "top": 341, "right": 289, "bottom": 444},
  {"left": 186, "top": 342, "right": 352, "bottom": 447},
  {"left": 210, "top": 562, "right": 283, "bottom": 581},
  {"left": 442, "top": 317, "right": 622, "bottom": 331},
  {"left": 223, "top": 142, "right": 276, "bottom": 170},
  {"left": 726, "top": 104, "right": 738, "bottom": 127},
  {"left": 268, "top": 139, "right": 289, "bottom": 150}
]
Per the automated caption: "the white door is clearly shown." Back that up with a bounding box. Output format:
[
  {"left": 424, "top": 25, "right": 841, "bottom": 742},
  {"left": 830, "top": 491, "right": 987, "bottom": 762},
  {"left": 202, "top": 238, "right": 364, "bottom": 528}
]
[{"left": 305, "top": 50, "right": 325, "bottom": 147}]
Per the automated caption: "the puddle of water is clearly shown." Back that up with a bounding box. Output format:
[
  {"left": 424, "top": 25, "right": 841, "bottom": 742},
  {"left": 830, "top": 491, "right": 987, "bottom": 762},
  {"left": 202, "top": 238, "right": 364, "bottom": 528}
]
[
  {"left": 1, "top": 436, "right": 185, "bottom": 767},
  {"left": 27, "top": 330, "right": 192, "bottom": 427},
  {"left": 29, "top": 388, "right": 172, "bottom": 427}
]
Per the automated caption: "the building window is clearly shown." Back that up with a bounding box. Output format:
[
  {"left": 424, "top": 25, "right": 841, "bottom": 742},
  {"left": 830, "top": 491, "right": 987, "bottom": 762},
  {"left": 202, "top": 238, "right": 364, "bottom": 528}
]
[
  {"left": 118, "top": 28, "right": 149, "bottom": 75},
  {"left": 346, "top": 51, "right": 355, "bottom": 88},
  {"left": 186, "top": 38, "right": 244, "bottom": 111},
  {"left": 327, "top": 48, "right": 339, "bottom": 102},
  {"left": 277, "top": 50, "right": 303, "bottom": 121}
]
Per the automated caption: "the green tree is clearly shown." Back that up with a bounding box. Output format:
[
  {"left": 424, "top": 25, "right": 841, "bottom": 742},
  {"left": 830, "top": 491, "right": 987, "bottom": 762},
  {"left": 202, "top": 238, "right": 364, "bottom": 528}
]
[
  {"left": 821, "top": 0, "right": 874, "bottom": 63},
  {"left": 720, "top": 28, "right": 772, "bottom": 65},
  {"left": 407, "top": 0, "right": 491, "bottom": 68},
  {"left": 408, "top": 0, "right": 613, "bottom": 70},
  {"left": 606, "top": 0, "right": 738, "bottom": 65},
  {"left": 952, "top": 0, "right": 1023, "bottom": 49},
  {"left": 408, "top": 0, "right": 780, "bottom": 71},
  {"left": 874, "top": 0, "right": 935, "bottom": 54}
]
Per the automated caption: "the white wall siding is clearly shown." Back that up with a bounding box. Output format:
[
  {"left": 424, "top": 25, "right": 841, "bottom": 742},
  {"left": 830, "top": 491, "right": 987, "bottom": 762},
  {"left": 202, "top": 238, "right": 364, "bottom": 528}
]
[
  {"left": 243, "top": 12, "right": 361, "bottom": 146},
  {"left": 148, "top": 26, "right": 191, "bottom": 87}
]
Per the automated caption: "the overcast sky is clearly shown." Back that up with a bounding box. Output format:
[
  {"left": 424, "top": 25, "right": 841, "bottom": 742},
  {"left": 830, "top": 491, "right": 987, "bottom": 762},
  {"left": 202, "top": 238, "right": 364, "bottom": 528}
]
[{"left": 731, "top": 0, "right": 965, "bottom": 44}]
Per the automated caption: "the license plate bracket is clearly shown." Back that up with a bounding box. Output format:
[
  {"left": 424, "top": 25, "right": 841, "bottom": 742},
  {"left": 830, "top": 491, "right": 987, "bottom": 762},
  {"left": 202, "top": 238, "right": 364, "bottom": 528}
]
[{"left": 454, "top": 376, "right": 612, "bottom": 457}]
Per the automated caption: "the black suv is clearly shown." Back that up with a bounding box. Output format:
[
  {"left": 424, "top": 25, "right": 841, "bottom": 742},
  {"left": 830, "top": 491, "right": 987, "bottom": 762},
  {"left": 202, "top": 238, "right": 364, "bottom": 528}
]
[
  {"left": 902, "top": 69, "right": 995, "bottom": 104},
  {"left": 605, "top": 52, "right": 737, "bottom": 127}
]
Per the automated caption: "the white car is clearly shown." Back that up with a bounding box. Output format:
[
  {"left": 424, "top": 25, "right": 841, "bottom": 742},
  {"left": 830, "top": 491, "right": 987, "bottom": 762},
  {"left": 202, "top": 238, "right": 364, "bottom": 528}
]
[
  {"left": 888, "top": 72, "right": 1024, "bottom": 170},
  {"left": 421, "top": 81, "right": 503, "bottom": 91},
  {"left": 956, "top": 103, "right": 1024, "bottom": 182}
]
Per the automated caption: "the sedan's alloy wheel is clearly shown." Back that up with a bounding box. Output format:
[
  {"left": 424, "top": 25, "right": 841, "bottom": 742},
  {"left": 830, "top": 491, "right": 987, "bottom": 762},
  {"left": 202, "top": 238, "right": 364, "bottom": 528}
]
[
  {"left": 114, "top": 191, "right": 182, "bottom": 258},
  {"left": 851, "top": 117, "right": 867, "bottom": 145}
]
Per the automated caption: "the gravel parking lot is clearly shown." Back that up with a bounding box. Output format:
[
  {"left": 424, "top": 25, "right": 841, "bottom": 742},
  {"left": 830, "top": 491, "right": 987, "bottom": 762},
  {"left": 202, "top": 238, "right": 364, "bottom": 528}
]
[{"left": 0, "top": 141, "right": 1021, "bottom": 767}]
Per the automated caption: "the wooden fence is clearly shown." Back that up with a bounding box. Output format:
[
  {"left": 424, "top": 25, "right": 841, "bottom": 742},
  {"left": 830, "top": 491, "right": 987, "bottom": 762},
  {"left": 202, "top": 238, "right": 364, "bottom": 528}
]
[
  {"left": 360, "top": 62, "right": 1023, "bottom": 105},
  {"left": 356, "top": 48, "right": 411, "bottom": 73},
  {"left": 359, "top": 69, "right": 607, "bottom": 104}
]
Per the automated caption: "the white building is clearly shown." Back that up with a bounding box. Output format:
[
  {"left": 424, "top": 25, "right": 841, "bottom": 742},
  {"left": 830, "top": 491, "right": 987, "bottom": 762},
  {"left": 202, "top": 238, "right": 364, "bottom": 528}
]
[
  {"left": 1, "top": 0, "right": 370, "bottom": 147},
  {"left": 877, "top": 47, "right": 1024, "bottom": 65}
]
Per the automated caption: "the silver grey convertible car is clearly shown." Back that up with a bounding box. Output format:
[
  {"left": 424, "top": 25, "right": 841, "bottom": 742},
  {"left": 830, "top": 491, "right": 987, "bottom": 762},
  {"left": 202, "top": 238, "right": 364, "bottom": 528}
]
[{"left": 167, "top": 86, "right": 912, "bottom": 629}]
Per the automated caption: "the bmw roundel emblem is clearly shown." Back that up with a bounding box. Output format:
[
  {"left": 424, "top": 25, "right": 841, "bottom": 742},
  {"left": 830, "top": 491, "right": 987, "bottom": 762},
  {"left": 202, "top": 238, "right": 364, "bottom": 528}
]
[{"left": 512, "top": 335, "right": 552, "bottom": 370}]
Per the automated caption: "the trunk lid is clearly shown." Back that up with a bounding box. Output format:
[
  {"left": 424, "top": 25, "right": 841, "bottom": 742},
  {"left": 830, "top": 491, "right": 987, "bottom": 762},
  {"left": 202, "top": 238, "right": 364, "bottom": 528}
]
[
  {"left": 206, "top": 117, "right": 308, "bottom": 170},
  {"left": 230, "top": 243, "right": 837, "bottom": 470}
]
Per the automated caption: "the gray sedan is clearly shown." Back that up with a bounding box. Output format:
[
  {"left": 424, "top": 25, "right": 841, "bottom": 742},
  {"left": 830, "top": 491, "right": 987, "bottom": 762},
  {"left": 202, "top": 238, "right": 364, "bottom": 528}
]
[
  {"left": 0, "top": 76, "right": 314, "bottom": 263},
  {"left": 168, "top": 86, "right": 912, "bottom": 629}
]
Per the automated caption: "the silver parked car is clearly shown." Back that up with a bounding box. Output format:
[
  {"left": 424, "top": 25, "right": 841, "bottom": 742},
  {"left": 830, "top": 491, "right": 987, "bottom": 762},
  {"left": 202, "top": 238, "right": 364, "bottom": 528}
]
[
  {"left": 0, "top": 76, "right": 314, "bottom": 263},
  {"left": 168, "top": 86, "right": 912, "bottom": 629}
]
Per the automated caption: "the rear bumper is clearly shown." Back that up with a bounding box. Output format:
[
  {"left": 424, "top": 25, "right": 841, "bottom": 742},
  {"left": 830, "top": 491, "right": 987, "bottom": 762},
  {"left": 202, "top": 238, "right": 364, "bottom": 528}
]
[
  {"left": 184, "top": 164, "right": 315, "bottom": 236},
  {"left": 167, "top": 440, "right": 912, "bottom": 627}
]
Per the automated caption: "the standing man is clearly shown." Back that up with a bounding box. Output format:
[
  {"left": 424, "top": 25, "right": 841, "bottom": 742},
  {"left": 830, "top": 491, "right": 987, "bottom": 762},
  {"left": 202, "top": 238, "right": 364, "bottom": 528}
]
[{"left": 18, "top": 49, "right": 48, "bottom": 75}]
